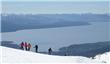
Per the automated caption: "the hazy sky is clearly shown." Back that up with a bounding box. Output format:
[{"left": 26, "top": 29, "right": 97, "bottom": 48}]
[
  {"left": 2, "top": 0, "right": 109, "bottom": 2},
  {"left": 1, "top": 0, "right": 109, "bottom": 14}
]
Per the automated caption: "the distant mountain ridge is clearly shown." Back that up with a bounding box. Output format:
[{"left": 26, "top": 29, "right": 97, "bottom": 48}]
[
  {"left": 1, "top": 14, "right": 109, "bottom": 32},
  {"left": 58, "top": 41, "right": 110, "bottom": 57}
]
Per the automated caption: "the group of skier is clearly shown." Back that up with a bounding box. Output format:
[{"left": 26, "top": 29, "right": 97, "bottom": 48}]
[
  {"left": 20, "top": 42, "right": 52, "bottom": 55},
  {"left": 20, "top": 42, "right": 31, "bottom": 51}
]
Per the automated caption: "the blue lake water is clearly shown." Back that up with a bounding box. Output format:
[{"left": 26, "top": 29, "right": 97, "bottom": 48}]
[{"left": 1, "top": 22, "right": 110, "bottom": 52}]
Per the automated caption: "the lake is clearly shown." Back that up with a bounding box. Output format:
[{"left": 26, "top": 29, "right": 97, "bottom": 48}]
[{"left": 1, "top": 22, "right": 110, "bottom": 52}]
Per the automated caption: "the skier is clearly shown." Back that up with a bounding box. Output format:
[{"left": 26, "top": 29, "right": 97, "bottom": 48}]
[
  {"left": 64, "top": 53, "right": 67, "bottom": 56},
  {"left": 20, "top": 42, "right": 24, "bottom": 50},
  {"left": 48, "top": 48, "right": 52, "bottom": 55},
  {"left": 34, "top": 45, "right": 38, "bottom": 52},
  {"left": 27, "top": 43, "right": 31, "bottom": 51},
  {"left": 24, "top": 42, "right": 28, "bottom": 51}
]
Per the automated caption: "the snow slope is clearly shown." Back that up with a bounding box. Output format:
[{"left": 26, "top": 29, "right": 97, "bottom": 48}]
[
  {"left": 0, "top": 46, "right": 109, "bottom": 64},
  {"left": 94, "top": 52, "right": 110, "bottom": 63}
]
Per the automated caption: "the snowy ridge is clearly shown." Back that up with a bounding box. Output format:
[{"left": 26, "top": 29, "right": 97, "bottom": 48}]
[
  {"left": 0, "top": 46, "right": 110, "bottom": 64},
  {"left": 94, "top": 52, "right": 110, "bottom": 63}
]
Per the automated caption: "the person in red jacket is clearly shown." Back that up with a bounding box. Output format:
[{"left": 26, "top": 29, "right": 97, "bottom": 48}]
[
  {"left": 27, "top": 43, "right": 31, "bottom": 51},
  {"left": 25, "top": 42, "right": 28, "bottom": 51},
  {"left": 20, "top": 42, "right": 24, "bottom": 50}
]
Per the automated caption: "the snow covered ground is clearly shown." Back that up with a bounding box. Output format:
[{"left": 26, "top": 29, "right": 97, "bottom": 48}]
[
  {"left": 94, "top": 52, "right": 110, "bottom": 63},
  {"left": 0, "top": 46, "right": 110, "bottom": 64}
]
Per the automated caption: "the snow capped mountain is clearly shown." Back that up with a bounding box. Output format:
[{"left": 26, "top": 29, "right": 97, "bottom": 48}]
[{"left": 0, "top": 46, "right": 109, "bottom": 64}]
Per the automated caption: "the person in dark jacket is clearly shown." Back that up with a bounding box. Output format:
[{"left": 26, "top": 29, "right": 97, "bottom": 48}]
[
  {"left": 34, "top": 45, "right": 38, "bottom": 53},
  {"left": 20, "top": 42, "right": 24, "bottom": 50},
  {"left": 48, "top": 48, "right": 52, "bottom": 55}
]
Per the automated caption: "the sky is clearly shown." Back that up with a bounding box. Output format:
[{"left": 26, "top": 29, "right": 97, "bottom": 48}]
[
  {"left": 2, "top": 0, "right": 109, "bottom": 2},
  {"left": 1, "top": 0, "right": 110, "bottom": 14}
]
